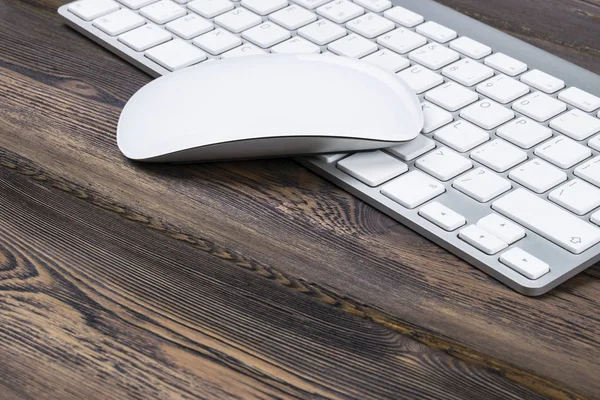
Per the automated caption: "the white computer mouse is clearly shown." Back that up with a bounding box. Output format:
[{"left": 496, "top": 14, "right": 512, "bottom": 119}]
[{"left": 117, "top": 54, "right": 423, "bottom": 162}]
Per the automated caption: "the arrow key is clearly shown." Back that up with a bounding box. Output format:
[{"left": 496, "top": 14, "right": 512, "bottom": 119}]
[
  {"left": 419, "top": 201, "right": 466, "bottom": 231},
  {"left": 459, "top": 225, "right": 508, "bottom": 255},
  {"left": 500, "top": 248, "right": 550, "bottom": 279},
  {"left": 477, "top": 213, "right": 525, "bottom": 244}
]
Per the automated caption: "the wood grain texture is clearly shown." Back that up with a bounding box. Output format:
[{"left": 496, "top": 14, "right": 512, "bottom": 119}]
[{"left": 0, "top": 0, "right": 599, "bottom": 399}]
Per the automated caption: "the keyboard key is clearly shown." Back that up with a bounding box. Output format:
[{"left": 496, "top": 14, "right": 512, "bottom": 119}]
[
  {"left": 512, "top": 91, "right": 567, "bottom": 122},
  {"left": 381, "top": 170, "right": 445, "bottom": 209},
  {"left": 471, "top": 139, "right": 527, "bottom": 172},
  {"left": 146, "top": 38, "right": 206, "bottom": 70},
  {"left": 269, "top": 5, "right": 317, "bottom": 30},
  {"left": 449, "top": 37, "right": 491, "bottom": 59},
  {"left": 166, "top": 14, "right": 213, "bottom": 39},
  {"left": 476, "top": 74, "right": 529, "bottom": 104},
  {"left": 534, "top": 135, "right": 591, "bottom": 169},
  {"left": 353, "top": 0, "right": 391, "bottom": 12},
  {"left": 119, "top": 24, "right": 171, "bottom": 51},
  {"left": 493, "top": 188, "right": 600, "bottom": 254},
  {"left": 221, "top": 42, "right": 267, "bottom": 57},
  {"left": 291, "top": 0, "right": 331, "bottom": 9},
  {"left": 377, "top": 28, "right": 427, "bottom": 55},
  {"left": 434, "top": 120, "right": 489, "bottom": 152},
  {"left": 420, "top": 102, "right": 453, "bottom": 133},
  {"left": 193, "top": 28, "right": 242, "bottom": 54},
  {"left": 346, "top": 12, "right": 394, "bottom": 39},
  {"left": 419, "top": 202, "right": 466, "bottom": 231},
  {"left": 477, "top": 214, "right": 524, "bottom": 244},
  {"left": 298, "top": 19, "right": 347, "bottom": 45},
  {"left": 558, "top": 87, "right": 600, "bottom": 112},
  {"left": 187, "top": 0, "right": 234, "bottom": 18},
  {"left": 496, "top": 117, "right": 552, "bottom": 149},
  {"left": 383, "top": 6, "right": 423, "bottom": 27},
  {"left": 459, "top": 225, "right": 507, "bottom": 255},
  {"left": 549, "top": 109, "right": 600, "bottom": 141},
  {"left": 315, "top": 153, "right": 347, "bottom": 163},
  {"left": 317, "top": 0, "right": 364, "bottom": 24},
  {"left": 499, "top": 248, "right": 549, "bottom": 280},
  {"left": 271, "top": 36, "right": 320, "bottom": 54},
  {"left": 425, "top": 81, "right": 478, "bottom": 112},
  {"left": 575, "top": 156, "right": 600, "bottom": 187},
  {"left": 589, "top": 134, "right": 600, "bottom": 152},
  {"left": 442, "top": 58, "right": 494, "bottom": 87},
  {"left": 521, "top": 69, "right": 565, "bottom": 94},
  {"left": 416, "top": 147, "right": 472, "bottom": 181},
  {"left": 117, "top": 0, "right": 158, "bottom": 9},
  {"left": 337, "top": 150, "right": 408, "bottom": 186},
  {"left": 68, "top": 0, "right": 120, "bottom": 21},
  {"left": 328, "top": 33, "right": 377, "bottom": 58},
  {"left": 242, "top": 22, "right": 291, "bottom": 48},
  {"left": 93, "top": 9, "right": 145, "bottom": 36},
  {"left": 386, "top": 135, "right": 435, "bottom": 161},
  {"left": 453, "top": 167, "right": 511, "bottom": 202},
  {"left": 362, "top": 49, "right": 410, "bottom": 72},
  {"left": 460, "top": 99, "right": 514, "bottom": 130},
  {"left": 416, "top": 21, "right": 457, "bottom": 43},
  {"left": 508, "top": 158, "right": 566, "bottom": 193},
  {"left": 140, "top": 0, "right": 185, "bottom": 24},
  {"left": 549, "top": 179, "right": 600, "bottom": 215},
  {"left": 241, "top": 0, "right": 288, "bottom": 15},
  {"left": 214, "top": 7, "right": 262, "bottom": 33},
  {"left": 398, "top": 67, "right": 444, "bottom": 95},
  {"left": 484, "top": 53, "right": 527, "bottom": 76},
  {"left": 409, "top": 43, "right": 460, "bottom": 70}
]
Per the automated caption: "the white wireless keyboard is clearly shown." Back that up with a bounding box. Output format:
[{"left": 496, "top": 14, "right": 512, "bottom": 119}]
[{"left": 58, "top": 0, "right": 600, "bottom": 295}]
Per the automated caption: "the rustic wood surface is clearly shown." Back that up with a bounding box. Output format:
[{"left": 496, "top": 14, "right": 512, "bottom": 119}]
[{"left": 1, "top": 0, "right": 599, "bottom": 399}]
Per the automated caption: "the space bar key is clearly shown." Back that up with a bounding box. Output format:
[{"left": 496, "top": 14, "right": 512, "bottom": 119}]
[{"left": 492, "top": 188, "right": 600, "bottom": 254}]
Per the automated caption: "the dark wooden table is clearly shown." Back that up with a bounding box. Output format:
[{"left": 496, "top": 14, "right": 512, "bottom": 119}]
[{"left": 1, "top": 1, "right": 599, "bottom": 399}]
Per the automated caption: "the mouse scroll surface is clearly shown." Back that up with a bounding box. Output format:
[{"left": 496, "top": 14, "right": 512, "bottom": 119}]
[{"left": 117, "top": 54, "right": 424, "bottom": 162}]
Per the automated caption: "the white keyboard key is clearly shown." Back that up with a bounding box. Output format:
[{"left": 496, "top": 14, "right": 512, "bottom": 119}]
[
  {"left": 317, "top": 0, "right": 364, "bottom": 24},
  {"left": 221, "top": 42, "right": 267, "bottom": 57},
  {"left": 592, "top": 211, "right": 600, "bottom": 226},
  {"left": 315, "top": 153, "right": 347, "bottom": 163},
  {"left": 215, "top": 7, "right": 262, "bottom": 33},
  {"left": 298, "top": 19, "right": 347, "bottom": 45},
  {"left": 409, "top": 43, "right": 460, "bottom": 70},
  {"left": 575, "top": 156, "right": 600, "bottom": 187},
  {"left": 416, "top": 147, "right": 472, "bottom": 181},
  {"left": 534, "top": 135, "right": 591, "bottom": 169},
  {"left": 434, "top": 120, "right": 489, "bottom": 152},
  {"left": 425, "top": 81, "right": 478, "bottom": 112},
  {"left": 166, "top": 14, "right": 213, "bottom": 39},
  {"left": 508, "top": 158, "right": 566, "bottom": 193},
  {"left": 420, "top": 102, "right": 452, "bottom": 133},
  {"left": 549, "top": 179, "right": 600, "bottom": 215},
  {"left": 362, "top": 49, "right": 410, "bottom": 72},
  {"left": 119, "top": 24, "right": 171, "bottom": 51},
  {"left": 419, "top": 202, "right": 466, "bottom": 231},
  {"left": 269, "top": 5, "right": 317, "bottom": 30},
  {"left": 377, "top": 28, "right": 426, "bottom": 55},
  {"left": 346, "top": 12, "right": 394, "bottom": 39},
  {"left": 521, "top": 69, "right": 565, "bottom": 94},
  {"left": 398, "top": 67, "right": 443, "bottom": 95},
  {"left": 460, "top": 99, "right": 514, "bottom": 130},
  {"left": 471, "top": 138, "right": 527, "bottom": 172},
  {"left": 416, "top": 21, "right": 456, "bottom": 43},
  {"left": 558, "top": 87, "right": 600, "bottom": 112},
  {"left": 383, "top": 6, "right": 423, "bottom": 27},
  {"left": 589, "top": 134, "right": 600, "bottom": 152},
  {"left": 242, "top": 22, "right": 291, "bottom": 48},
  {"left": 271, "top": 36, "right": 320, "bottom": 54},
  {"left": 69, "top": 0, "right": 120, "bottom": 21},
  {"left": 449, "top": 37, "right": 491, "bottom": 59},
  {"left": 187, "top": 0, "right": 233, "bottom": 18},
  {"left": 353, "top": 0, "right": 391, "bottom": 12},
  {"left": 140, "top": 0, "right": 185, "bottom": 24},
  {"left": 241, "top": 0, "right": 287, "bottom": 15},
  {"left": 484, "top": 53, "right": 527, "bottom": 76},
  {"left": 193, "top": 28, "right": 242, "bottom": 54},
  {"left": 146, "top": 38, "right": 207, "bottom": 70},
  {"left": 291, "top": 0, "right": 330, "bottom": 9},
  {"left": 386, "top": 135, "right": 435, "bottom": 161},
  {"left": 477, "top": 214, "right": 524, "bottom": 244},
  {"left": 453, "top": 167, "right": 511, "bottom": 202},
  {"left": 328, "top": 33, "right": 377, "bottom": 58},
  {"left": 512, "top": 91, "right": 567, "bottom": 122},
  {"left": 500, "top": 248, "right": 549, "bottom": 280},
  {"left": 337, "top": 150, "right": 408, "bottom": 186},
  {"left": 476, "top": 74, "right": 529, "bottom": 104},
  {"left": 117, "top": 0, "right": 158, "bottom": 9},
  {"left": 381, "top": 171, "right": 445, "bottom": 209},
  {"left": 493, "top": 188, "right": 600, "bottom": 254},
  {"left": 442, "top": 58, "right": 494, "bottom": 87},
  {"left": 550, "top": 109, "right": 600, "bottom": 141},
  {"left": 496, "top": 117, "right": 552, "bottom": 149},
  {"left": 93, "top": 9, "right": 145, "bottom": 36},
  {"left": 459, "top": 225, "right": 507, "bottom": 255}
]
